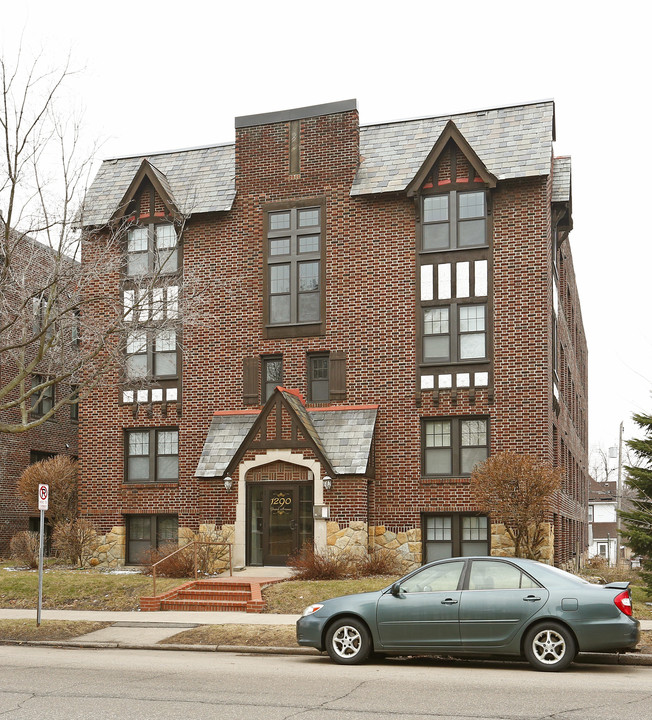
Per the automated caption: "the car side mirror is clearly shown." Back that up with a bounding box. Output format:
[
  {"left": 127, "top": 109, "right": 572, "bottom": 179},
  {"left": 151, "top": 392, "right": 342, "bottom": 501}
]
[{"left": 391, "top": 582, "right": 404, "bottom": 597}]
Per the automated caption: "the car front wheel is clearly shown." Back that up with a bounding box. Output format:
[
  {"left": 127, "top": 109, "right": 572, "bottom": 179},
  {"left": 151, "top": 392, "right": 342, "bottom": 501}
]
[
  {"left": 524, "top": 622, "right": 576, "bottom": 671},
  {"left": 325, "top": 617, "right": 372, "bottom": 665}
]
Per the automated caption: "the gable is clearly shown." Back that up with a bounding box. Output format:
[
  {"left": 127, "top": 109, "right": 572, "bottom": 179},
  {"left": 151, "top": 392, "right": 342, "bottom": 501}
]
[
  {"left": 111, "top": 159, "right": 179, "bottom": 223},
  {"left": 406, "top": 120, "right": 496, "bottom": 197}
]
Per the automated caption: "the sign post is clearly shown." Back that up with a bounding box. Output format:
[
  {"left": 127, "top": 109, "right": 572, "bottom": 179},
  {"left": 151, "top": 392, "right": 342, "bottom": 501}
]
[{"left": 37, "top": 484, "right": 49, "bottom": 627}]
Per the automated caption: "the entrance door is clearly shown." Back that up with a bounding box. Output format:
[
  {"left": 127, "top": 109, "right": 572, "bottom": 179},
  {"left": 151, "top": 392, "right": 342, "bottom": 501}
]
[{"left": 247, "top": 484, "right": 313, "bottom": 566}]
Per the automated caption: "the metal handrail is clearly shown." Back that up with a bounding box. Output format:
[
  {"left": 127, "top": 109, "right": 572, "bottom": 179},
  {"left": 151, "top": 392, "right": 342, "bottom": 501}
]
[{"left": 151, "top": 541, "right": 232, "bottom": 596}]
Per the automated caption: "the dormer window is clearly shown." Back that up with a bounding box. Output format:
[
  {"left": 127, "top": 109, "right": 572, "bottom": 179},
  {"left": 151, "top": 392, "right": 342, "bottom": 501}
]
[
  {"left": 423, "top": 190, "right": 487, "bottom": 251},
  {"left": 127, "top": 223, "right": 179, "bottom": 276}
]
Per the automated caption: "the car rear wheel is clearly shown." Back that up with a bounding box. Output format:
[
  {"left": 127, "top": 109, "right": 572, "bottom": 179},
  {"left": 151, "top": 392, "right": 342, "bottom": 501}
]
[
  {"left": 325, "top": 617, "right": 371, "bottom": 665},
  {"left": 524, "top": 622, "right": 576, "bottom": 671}
]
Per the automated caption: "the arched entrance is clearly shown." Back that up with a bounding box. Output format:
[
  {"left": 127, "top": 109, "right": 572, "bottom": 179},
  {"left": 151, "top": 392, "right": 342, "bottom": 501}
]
[{"left": 245, "top": 460, "right": 314, "bottom": 566}]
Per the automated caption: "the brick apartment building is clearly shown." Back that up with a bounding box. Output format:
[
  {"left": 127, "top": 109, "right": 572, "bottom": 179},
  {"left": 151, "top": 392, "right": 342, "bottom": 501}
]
[
  {"left": 0, "top": 223, "right": 79, "bottom": 555},
  {"left": 79, "top": 98, "right": 588, "bottom": 569}
]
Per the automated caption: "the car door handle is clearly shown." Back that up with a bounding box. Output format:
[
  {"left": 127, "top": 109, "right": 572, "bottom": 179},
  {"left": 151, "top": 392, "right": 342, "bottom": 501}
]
[
  {"left": 523, "top": 595, "right": 542, "bottom": 602},
  {"left": 440, "top": 598, "right": 459, "bottom": 605}
]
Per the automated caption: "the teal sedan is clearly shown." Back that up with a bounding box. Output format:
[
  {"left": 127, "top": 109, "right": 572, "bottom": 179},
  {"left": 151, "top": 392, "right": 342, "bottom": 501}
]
[{"left": 296, "top": 557, "right": 640, "bottom": 671}]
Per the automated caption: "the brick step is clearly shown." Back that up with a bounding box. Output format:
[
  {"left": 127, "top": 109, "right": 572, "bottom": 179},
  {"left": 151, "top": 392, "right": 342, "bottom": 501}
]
[
  {"left": 160, "top": 599, "right": 249, "bottom": 612},
  {"left": 174, "top": 589, "right": 251, "bottom": 602},
  {"left": 190, "top": 582, "right": 252, "bottom": 592}
]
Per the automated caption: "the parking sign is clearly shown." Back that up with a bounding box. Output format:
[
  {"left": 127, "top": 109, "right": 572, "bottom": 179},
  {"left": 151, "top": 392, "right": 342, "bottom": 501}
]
[{"left": 38, "top": 484, "right": 49, "bottom": 511}]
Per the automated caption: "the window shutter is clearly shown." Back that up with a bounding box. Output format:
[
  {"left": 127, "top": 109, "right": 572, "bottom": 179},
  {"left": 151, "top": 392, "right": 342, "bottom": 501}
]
[
  {"left": 329, "top": 351, "right": 346, "bottom": 401},
  {"left": 243, "top": 356, "right": 260, "bottom": 405}
]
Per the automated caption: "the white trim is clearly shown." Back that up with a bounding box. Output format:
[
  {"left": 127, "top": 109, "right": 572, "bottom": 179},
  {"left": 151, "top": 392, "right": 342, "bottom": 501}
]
[{"left": 233, "top": 450, "right": 326, "bottom": 568}]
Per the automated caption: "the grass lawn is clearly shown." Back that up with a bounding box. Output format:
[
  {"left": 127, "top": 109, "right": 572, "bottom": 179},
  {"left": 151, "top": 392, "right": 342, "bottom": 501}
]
[
  {"left": 261, "top": 577, "right": 398, "bottom": 614},
  {"left": 161, "top": 624, "right": 297, "bottom": 647},
  {"left": 630, "top": 586, "right": 652, "bottom": 619},
  {"left": 0, "top": 565, "right": 184, "bottom": 611},
  {"left": 0, "top": 619, "right": 110, "bottom": 641}
]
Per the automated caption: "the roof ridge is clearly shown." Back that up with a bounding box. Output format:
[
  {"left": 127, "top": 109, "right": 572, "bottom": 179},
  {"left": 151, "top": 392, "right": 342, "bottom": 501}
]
[
  {"left": 360, "top": 99, "right": 554, "bottom": 131},
  {"left": 103, "top": 141, "right": 234, "bottom": 163}
]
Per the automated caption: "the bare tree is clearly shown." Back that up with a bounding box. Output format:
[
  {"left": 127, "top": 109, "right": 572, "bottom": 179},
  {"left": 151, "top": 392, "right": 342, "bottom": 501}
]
[
  {"left": 470, "top": 452, "right": 563, "bottom": 560},
  {"left": 0, "top": 49, "right": 200, "bottom": 433}
]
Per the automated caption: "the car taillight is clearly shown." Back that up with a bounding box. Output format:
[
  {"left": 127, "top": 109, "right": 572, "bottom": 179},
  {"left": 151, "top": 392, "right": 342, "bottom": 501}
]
[{"left": 614, "top": 590, "right": 633, "bottom": 616}]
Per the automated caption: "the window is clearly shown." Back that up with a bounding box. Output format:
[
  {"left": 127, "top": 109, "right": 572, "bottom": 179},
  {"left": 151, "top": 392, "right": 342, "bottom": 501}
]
[
  {"left": 423, "top": 417, "right": 488, "bottom": 476},
  {"left": 30, "top": 376, "right": 54, "bottom": 417},
  {"left": 422, "top": 513, "right": 490, "bottom": 562},
  {"left": 422, "top": 191, "right": 487, "bottom": 251},
  {"left": 126, "top": 223, "right": 179, "bottom": 276},
  {"left": 125, "top": 428, "right": 179, "bottom": 482},
  {"left": 125, "top": 329, "right": 178, "bottom": 380},
  {"left": 262, "top": 356, "right": 283, "bottom": 402},
  {"left": 71, "top": 309, "right": 81, "bottom": 346},
  {"left": 70, "top": 385, "right": 79, "bottom": 422},
  {"left": 467, "top": 559, "right": 539, "bottom": 590},
  {"left": 423, "top": 303, "right": 486, "bottom": 362},
  {"left": 265, "top": 204, "right": 323, "bottom": 332},
  {"left": 126, "top": 514, "right": 178, "bottom": 564},
  {"left": 398, "top": 560, "right": 465, "bottom": 593},
  {"left": 308, "top": 354, "right": 329, "bottom": 402}
]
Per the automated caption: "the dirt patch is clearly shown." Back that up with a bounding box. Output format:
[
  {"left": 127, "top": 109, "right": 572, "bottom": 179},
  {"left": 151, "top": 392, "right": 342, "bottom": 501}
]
[
  {"left": 637, "top": 630, "right": 652, "bottom": 653},
  {"left": 160, "top": 624, "right": 297, "bottom": 647},
  {"left": 0, "top": 619, "right": 110, "bottom": 641}
]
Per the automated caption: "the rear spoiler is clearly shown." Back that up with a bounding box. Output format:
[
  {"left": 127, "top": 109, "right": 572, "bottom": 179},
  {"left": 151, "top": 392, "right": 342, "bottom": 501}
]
[{"left": 604, "top": 581, "right": 630, "bottom": 590}]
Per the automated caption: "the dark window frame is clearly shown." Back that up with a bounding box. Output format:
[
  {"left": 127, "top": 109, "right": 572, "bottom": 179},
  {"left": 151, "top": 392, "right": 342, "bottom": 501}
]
[
  {"left": 262, "top": 355, "right": 283, "bottom": 402},
  {"left": 124, "top": 427, "right": 179, "bottom": 484},
  {"left": 422, "top": 416, "right": 489, "bottom": 477},
  {"left": 421, "top": 190, "right": 489, "bottom": 252},
  {"left": 423, "top": 301, "right": 488, "bottom": 364},
  {"left": 421, "top": 512, "right": 490, "bottom": 563},
  {"left": 263, "top": 198, "right": 326, "bottom": 339},
  {"left": 30, "top": 375, "right": 55, "bottom": 418},
  {"left": 308, "top": 353, "right": 330, "bottom": 403},
  {"left": 125, "top": 221, "right": 181, "bottom": 278},
  {"left": 124, "top": 327, "right": 181, "bottom": 383},
  {"left": 125, "top": 513, "right": 178, "bottom": 565}
]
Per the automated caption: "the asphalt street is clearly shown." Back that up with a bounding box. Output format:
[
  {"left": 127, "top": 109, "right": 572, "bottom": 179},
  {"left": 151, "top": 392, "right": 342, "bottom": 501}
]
[{"left": 0, "top": 645, "right": 651, "bottom": 720}]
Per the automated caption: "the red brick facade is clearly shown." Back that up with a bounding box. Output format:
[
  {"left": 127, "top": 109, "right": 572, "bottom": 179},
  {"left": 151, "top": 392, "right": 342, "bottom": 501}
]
[
  {"left": 0, "top": 235, "right": 79, "bottom": 556},
  {"left": 79, "top": 100, "right": 588, "bottom": 567}
]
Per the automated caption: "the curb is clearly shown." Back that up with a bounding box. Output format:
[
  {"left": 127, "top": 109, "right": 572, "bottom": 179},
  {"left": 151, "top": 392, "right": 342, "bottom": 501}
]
[{"left": 2, "top": 639, "right": 651, "bottom": 665}]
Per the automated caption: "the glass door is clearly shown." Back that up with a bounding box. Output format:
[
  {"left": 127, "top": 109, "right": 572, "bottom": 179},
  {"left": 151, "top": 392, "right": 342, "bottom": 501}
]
[{"left": 246, "top": 483, "right": 313, "bottom": 566}]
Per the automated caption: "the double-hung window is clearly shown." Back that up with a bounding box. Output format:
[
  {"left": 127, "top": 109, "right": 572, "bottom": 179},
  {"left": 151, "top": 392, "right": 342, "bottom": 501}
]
[
  {"left": 423, "top": 417, "right": 488, "bottom": 476},
  {"left": 30, "top": 375, "right": 54, "bottom": 417},
  {"left": 126, "top": 223, "right": 179, "bottom": 276},
  {"left": 422, "top": 190, "right": 487, "bottom": 250},
  {"left": 308, "top": 353, "right": 329, "bottom": 402},
  {"left": 422, "top": 513, "right": 490, "bottom": 562},
  {"left": 423, "top": 303, "right": 487, "bottom": 362},
  {"left": 125, "top": 428, "right": 179, "bottom": 483},
  {"left": 265, "top": 204, "right": 324, "bottom": 335},
  {"left": 262, "top": 356, "right": 283, "bottom": 402}
]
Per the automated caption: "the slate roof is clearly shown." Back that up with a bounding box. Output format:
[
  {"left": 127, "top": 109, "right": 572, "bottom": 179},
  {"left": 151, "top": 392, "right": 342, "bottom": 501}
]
[
  {"left": 80, "top": 143, "right": 236, "bottom": 227},
  {"left": 310, "top": 408, "right": 377, "bottom": 475},
  {"left": 552, "top": 156, "right": 571, "bottom": 203},
  {"left": 195, "top": 412, "right": 257, "bottom": 478},
  {"left": 351, "top": 101, "right": 555, "bottom": 196},
  {"left": 195, "top": 403, "right": 378, "bottom": 478},
  {"left": 81, "top": 100, "right": 557, "bottom": 227}
]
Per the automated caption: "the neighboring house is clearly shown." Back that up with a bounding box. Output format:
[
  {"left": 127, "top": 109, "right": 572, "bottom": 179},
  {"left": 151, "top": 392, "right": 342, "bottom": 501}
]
[
  {"left": 0, "top": 220, "right": 79, "bottom": 555},
  {"left": 78, "top": 99, "right": 588, "bottom": 569},
  {"left": 588, "top": 479, "right": 621, "bottom": 565}
]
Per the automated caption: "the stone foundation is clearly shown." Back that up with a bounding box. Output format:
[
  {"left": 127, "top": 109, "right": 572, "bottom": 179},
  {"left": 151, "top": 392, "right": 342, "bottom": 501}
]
[
  {"left": 85, "top": 523, "right": 235, "bottom": 570},
  {"left": 325, "top": 522, "right": 421, "bottom": 572}
]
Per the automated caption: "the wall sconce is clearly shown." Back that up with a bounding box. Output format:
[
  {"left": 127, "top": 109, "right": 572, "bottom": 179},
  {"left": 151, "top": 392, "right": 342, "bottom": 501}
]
[
  {"left": 223, "top": 476, "right": 233, "bottom": 491},
  {"left": 323, "top": 476, "right": 332, "bottom": 491}
]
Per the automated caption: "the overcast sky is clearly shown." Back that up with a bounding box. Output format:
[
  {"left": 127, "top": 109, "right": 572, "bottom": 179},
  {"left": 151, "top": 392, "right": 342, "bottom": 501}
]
[{"left": 3, "top": 0, "right": 650, "bottom": 470}]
